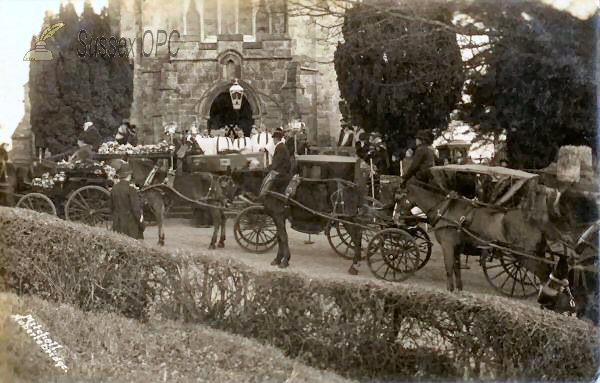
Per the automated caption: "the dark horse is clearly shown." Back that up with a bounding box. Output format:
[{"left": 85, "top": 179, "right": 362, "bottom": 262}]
[
  {"left": 231, "top": 169, "right": 363, "bottom": 272},
  {"left": 126, "top": 159, "right": 236, "bottom": 248},
  {"left": 538, "top": 187, "right": 599, "bottom": 325},
  {"left": 404, "top": 179, "right": 553, "bottom": 292}
]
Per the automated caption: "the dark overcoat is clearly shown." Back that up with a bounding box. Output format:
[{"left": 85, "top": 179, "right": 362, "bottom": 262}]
[
  {"left": 110, "top": 180, "right": 144, "bottom": 239},
  {"left": 269, "top": 141, "right": 291, "bottom": 175}
]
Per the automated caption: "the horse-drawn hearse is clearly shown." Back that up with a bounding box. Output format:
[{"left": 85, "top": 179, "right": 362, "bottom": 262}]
[
  {"left": 1, "top": 158, "right": 116, "bottom": 226},
  {"left": 230, "top": 154, "right": 431, "bottom": 277}
]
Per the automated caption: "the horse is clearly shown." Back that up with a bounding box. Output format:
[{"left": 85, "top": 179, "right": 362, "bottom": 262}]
[
  {"left": 126, "top": 159, "right": 237, "bottom": 248},
  {"left": 230, "top": 168, "right": 364, "bottom": 272},
  {"left": 538, "top": 186, "right": 599, "bottom": 324},
  {"left": 403, "top": 179, "right": 552, "bottom": 292}
]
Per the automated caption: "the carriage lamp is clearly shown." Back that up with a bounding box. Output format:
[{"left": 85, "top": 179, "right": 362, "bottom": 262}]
[{"left": 229, "top": 79, "right": 244, "bottom": 110}]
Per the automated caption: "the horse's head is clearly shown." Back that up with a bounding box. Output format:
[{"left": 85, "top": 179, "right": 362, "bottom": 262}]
[{"left": 218, "top": 170, "right": 238, "bottom": 202}]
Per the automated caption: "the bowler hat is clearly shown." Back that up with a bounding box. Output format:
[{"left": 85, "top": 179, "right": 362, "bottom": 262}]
[
  {"left": 415, "top": 130, "right": 433, "bottom": 144},
  {"left": 117, "top": 163, "right": 132, "bottom": 179}
]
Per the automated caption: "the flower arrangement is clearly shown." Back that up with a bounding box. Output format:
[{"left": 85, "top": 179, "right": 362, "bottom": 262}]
[{"left": 98, "top": 141, "right": 172, "bottom": 155}]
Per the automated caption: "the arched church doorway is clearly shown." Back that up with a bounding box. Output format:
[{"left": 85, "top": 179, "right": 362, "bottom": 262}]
[{"left": 208, "top": 92, "right": 254, "bottom": 136}]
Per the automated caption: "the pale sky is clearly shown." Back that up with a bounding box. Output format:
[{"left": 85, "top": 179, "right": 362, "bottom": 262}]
[
  {"left": 0, "top": 0, "right": 108, "bottom": 147},
  {"left": 0, "top": 0, "right": 596, "bottom": 148}
]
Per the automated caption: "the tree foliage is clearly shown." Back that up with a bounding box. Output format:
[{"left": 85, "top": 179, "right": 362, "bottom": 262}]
[
  {"left": 29, "top": 3, "right": 133, "bottom": 155},
  {"left": 459, "top": 0, "right": 597, "bottom": 169},
  {"left": 333, "top": 1, "right": 464, "bottom": 154}
]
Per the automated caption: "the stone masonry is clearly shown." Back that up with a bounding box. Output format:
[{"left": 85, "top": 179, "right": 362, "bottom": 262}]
[{"left": 110, "top": 0, "right": 343, "bottom": 146}]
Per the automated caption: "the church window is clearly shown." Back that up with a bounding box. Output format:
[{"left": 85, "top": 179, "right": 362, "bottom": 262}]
[{"left": 193, "top": 0, "right": 277, "bottom": 42}]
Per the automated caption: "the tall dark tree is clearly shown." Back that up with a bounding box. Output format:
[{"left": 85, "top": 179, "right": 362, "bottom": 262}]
[
  {"left": 460, "top": 0, "right": 596, "bottom": 169},
  {"left": 334, "top": 1, "right": 464, "bottom": 154},
  {"left": 29, "top": 3, "right": 133, "bottom": 155}
]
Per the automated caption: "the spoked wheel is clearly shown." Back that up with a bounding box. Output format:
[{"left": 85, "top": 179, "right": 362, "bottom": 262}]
[
  {"left": 233, "top": 205, "right": 278, "bottom": 253},
  {"left": 16, "top": 193, "right": 57, "bottom": 216},
  {"left": 404, "top": 225, "right": 432, "bottom": 270},
  {"left": 65, "top": 186, "right": 111, "bottom": 227},
  {"left": 325, "top": 220, "right": 381, "bottom": 260},
  {"left": 481, "top": 250, "right": 542, "bottom": 298},
  {"left": 366, "top": 228, "right": 420, "bottom": 282}
]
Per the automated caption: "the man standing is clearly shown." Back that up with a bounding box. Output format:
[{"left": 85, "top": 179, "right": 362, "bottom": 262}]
[
  {"left": 115, "top": 121, "right": 137, "bottom": 146},
  {"left": 269, "top": 129, "right": 291, "bottom": 176},
  {"left": 268, "top": 129, "right": 292, "bottom": 269},
  {"left": 110, "top": 163, "right": 144, "bottom": 240},
  {"left": 82, "top": 121, "right": 103, "bottom": 151},
  {"left": 401, "top": 130, "right": 436, "bottom": 186}
]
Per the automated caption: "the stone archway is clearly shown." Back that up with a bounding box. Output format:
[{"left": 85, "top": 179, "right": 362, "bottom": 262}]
[{"left": 195, "top": 80, "right": 263, "bottom": 135}]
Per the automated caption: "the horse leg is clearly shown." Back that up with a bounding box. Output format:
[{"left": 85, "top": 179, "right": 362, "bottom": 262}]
[
  {"left": 347, "top": 223, "right": 361, "bottom": 275},
  {"left": 208, "top": 208, "right": 219, "bottom": 250},
  {"left": 147, "top": 191, "right": 165, "bottom": 246},
  {"left": 270, "top": 212, "right": 290, "bottom": 268},
  {"left": 437, "top": 229, "right": 458, "bottom": 292},
  {"left": 454, "top": 244, "right": 464, "bottom": 291},
  {"left": 217, "top": 208, "right": 226, "bottom": 248}
]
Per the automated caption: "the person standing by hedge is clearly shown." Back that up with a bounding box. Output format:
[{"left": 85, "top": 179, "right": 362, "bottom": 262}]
[{"left": 111, "top": 163, "right": 144, "bottom": 240}]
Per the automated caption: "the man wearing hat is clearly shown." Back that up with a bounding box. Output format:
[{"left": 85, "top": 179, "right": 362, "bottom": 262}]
[
  {"left": 401, "top": 130, "right": 436, "bottom": 186},
  {"left": 82, "top": 121, "right": 103, "bottom": 151},
  {"left": 69, "top": 134, "right": 94, "bottom": 163},
  {"left": 110, "top": 163, "right": 144, "bottom": 240},
  {"left": 269, "top": 129, "right": 291, "bottom": 176},
  {"left": 115, "top": 120, "right": 138, "bottom": 146}
]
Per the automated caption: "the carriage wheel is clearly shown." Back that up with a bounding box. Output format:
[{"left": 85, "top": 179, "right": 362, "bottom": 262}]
[
  {"left": 366, "top": 228, "right": 420, "bottom": 282},
  {"left": 233, "top": 205, "right": 278, "bottom": 253},
  {"left": 325, "top": 220, "right": 380, "bottom": 260},
  {"left": 404, "top": 225, "right": 432, "bottom": 270},
  {"left": 481, "top": 250, "right": 542, "bottom": 298},
  {"left": 16, "top": 193, "right": 57, "bottom": 216},
  {"left": 65, "top": 185, "right": 111, "bottom": 227}
]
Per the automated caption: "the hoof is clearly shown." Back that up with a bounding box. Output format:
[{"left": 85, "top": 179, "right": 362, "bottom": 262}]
[
  {"left": 209, "top": 244, "right": 216, "bottom": 250},
  {"left": 217, "top": 242, "right": 225, "bottom": 248},
  {"left": 348, "top": 265, "right": 359, "bottom": 275},
  {"left": 278, "top": 261, "right": 289, "bottom": 269},
  {"left": 270, "top": 258, "right": 281, "bottom": 266}
]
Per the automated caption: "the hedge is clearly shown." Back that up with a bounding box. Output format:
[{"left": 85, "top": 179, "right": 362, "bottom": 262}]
[
  {"left": 0, "top": 292, "right": 352, "bottom": 383},
  {"left": 0, "top": 207, "right": 597, "bottom": 381}
]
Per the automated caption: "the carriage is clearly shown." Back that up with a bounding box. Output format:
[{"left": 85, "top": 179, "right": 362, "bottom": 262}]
[
  {"left": 391, "top": 164, "right": 599, "bottom": 300},
  {"left": 231, "top": 154, "right": 431, "bottom": 279},
  {"left": 7, "top": 159, "right": 116, "bottom": 226}
]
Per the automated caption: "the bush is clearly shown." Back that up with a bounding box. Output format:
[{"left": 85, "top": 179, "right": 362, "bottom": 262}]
[
  {"left": 0, "top": 292, "right": 352, "bottom": 383},
  {"left": 0, "top": 207, "right": 597, "bottom": 381}
]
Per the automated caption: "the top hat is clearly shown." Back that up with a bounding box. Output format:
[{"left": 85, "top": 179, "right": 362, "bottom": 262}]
[
  {"left": 117, "top": 163, "right": 133, "bottom": 179},
  {"left": 415, "top": 130, "right": 433, "bottom": 144}
]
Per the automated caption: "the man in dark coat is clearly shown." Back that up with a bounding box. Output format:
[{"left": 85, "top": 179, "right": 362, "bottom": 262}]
[
  {"left": 110, "top": 163, "right": 144, "bottom": 239},
  {"left": 269, "top": 130, "right": 291, "bottom": 175},
  {"left": 401, "top": 130, "right": 436, "bottom": 186},
  {"left": 82, "top": 121, "right": 103, "bottom": 151}
]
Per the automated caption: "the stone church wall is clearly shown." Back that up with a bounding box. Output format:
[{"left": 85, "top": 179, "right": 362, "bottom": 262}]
[{"left": 113, "top": 0, "right": 343, "bottom": 146}]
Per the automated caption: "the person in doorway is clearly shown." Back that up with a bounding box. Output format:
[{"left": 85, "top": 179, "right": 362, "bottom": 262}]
[
  {"left": 400, "top": 130, "right": 436, "bottom": 186},
  {"left": 110, "top": 163, "right": 144, "bottom": 240}
]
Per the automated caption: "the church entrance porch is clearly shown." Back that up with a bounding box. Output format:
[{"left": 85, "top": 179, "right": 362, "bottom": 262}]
[{"left": 208, "top": 92, "right": 254, "bottom": 136}]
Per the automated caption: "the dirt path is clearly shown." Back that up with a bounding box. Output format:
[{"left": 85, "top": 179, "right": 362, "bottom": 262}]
[{"left": 142, "top": 218, "right": 538, "bottom": 306}]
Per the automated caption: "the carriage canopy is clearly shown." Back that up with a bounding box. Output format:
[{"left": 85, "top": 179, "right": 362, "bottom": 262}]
[
  {"left": 295, "top": 155, "right": 360, "bottom": 183},
  {"left": 430, "top": 164, "right": 539, "bottom": 207}
]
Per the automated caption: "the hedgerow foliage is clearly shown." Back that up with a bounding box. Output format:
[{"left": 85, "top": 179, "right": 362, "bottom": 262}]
[
  {"left": 0, "top": 292, "right": 351, "bottom": 383},
  {"left": 0, "top": 207, "right": 597, "bottom": 381}
]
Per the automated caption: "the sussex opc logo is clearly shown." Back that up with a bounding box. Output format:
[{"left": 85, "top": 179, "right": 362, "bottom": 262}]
[{"left": 24, "top": 22, "right": 66, "bottom": 61}]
